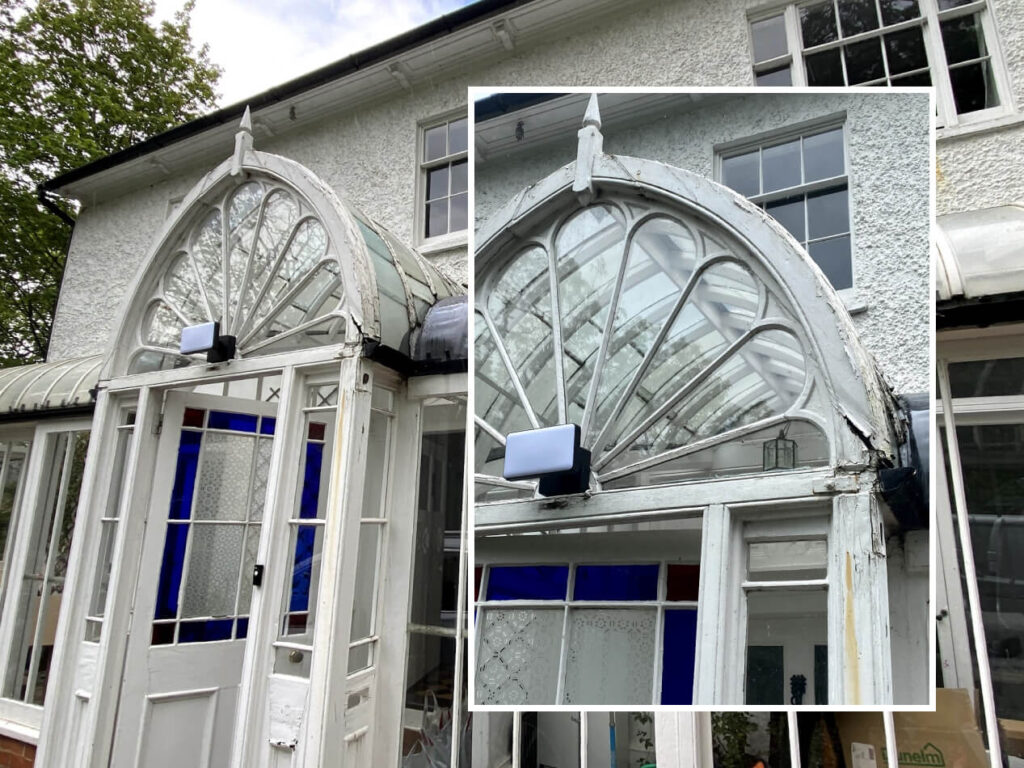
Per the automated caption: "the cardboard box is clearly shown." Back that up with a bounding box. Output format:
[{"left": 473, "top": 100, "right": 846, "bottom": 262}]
[{"left": 827, "top": 689, "right": 988, "bottom": 768}]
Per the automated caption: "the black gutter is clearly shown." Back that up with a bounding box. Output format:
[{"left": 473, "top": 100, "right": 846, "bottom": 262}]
[
  {"left": 35, "top": 186, "right": 77, "bottom": 360},
  {"left": 362, "top": 340, "right": 467, "bottom": 377},
  {"left": 37, "top": 187, "right": 75, "bottom": 227},
  {"left": 0, "top": 404, "right": 94, "bottom": 424},
  {"left": 937, "top": 291, "right": 1024, "bottom": 329},
  {"left": 42, "top": 0, "right": 534, "bottom": 193}
]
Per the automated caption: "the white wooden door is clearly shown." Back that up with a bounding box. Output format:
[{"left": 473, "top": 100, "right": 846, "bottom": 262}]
[{"left": 111, "top": 391, "right": 277, "bottom": 768}]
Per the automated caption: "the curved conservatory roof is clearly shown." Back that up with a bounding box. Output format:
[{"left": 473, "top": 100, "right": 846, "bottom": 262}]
[
  {"left": 475, "top": 100, "right": 898, "bottom": 500},
  {"left": 0, "top": 355, "right": 101, "bottom": 418},
  {"left": 936, "top": 204, "right": 1024, "bottom": 301},
  {"left": 108, "top": 126, "right": 459, "bottom": 377}
]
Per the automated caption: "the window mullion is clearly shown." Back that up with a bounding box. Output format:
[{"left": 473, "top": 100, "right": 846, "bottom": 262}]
[
  {"left": 787, "top": 711, "right": 802, "bottom": 768},
  {"left": 511, "top": 711, "right": 522, "bottom": 768},
  {"left": 579, "top": 711, "right": 588, "bottom": 768},
  {"left": 883, "top": 711, "right": 899, "bottom": 768},
  {"left": 785, "top": 5, "right": 808, "bottom": 86},
  {"left": 554, "top": 564, "right": 576, "bottom": 704},
  {"left": 920, "top": 0, "right": 958, "bottom": 127}
]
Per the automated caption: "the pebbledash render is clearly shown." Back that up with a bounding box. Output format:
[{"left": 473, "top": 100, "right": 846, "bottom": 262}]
[{"left": 0, "top": 0, "right": 1010, "bottom": 765}]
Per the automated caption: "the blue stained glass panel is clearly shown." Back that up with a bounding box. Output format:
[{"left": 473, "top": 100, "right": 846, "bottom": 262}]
[
  {"left": 169, "top": 430, "right": 202, "bottom": 520},
  {"left": 573, "top": 564, "right": 659, "bottom": 601},
  {"left": 260, "top": 416, "right": 276, "bottom": 435},
  {"left": 208, "top": 411, "right": 259, "bottom": 433},
  {"left": 290, "top": 525, "right": 317, "bottom": 612},
  {"left": 485, "top": 565, "right": 569, "bottom": 600},
  {"left": 660, "top": 609, "right": 698, "bottom": 704},
  {"left": 299, "top": 442, "right": 324, "bottom": 519},
  {"left": 236, "top": 617, "right": 249, "bottom": 639},
  {"left": 154, "top": 523, "right": 189, "bottom": 619},
  {"left": 179, "top": 619, "right": 234, "bottom": 643}
]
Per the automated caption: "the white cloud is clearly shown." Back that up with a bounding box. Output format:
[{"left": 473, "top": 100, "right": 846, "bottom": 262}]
[{"left": 154, "top": 0, "right": 473, "bottom": 107}]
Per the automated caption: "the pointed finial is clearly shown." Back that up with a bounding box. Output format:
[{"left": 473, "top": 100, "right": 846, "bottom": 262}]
[
  {"left": 573, "top": 93, "right": 604, "bottom": 205},
  {"left": 582, "top": 92, "right": 601, "bottom": 130},
  {"left": 231, "top": 105, "right": 254, "bottom": 176}
]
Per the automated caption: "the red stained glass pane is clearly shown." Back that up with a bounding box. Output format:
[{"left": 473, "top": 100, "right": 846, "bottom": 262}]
[
  {"left": 287, "top": 613, "right": 308, "bottom": 633},
  {"left": 151, "top": 623, "right": 175, "bottom": 645},
  {"left": 308, "top": 422, "right": 326, "bottom": 441},
  {"left": 182, "top": 407, "right": 205, "bottom": 428},
  {"left": 666, "top": 564, "right": 700, "bottom": 601},
  {"left": 475, "top": 566, "right": 483, "bottom": 601}
]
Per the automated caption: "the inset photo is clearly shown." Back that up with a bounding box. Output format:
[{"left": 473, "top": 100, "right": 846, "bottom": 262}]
[{"left": 471, "top": 89, "right": 931, "bottom": 707}]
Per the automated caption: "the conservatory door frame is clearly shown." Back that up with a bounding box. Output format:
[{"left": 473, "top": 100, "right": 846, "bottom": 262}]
[
  {"left": 35, "top": 344, "right": 423, "bottom": 768},
  {"left": 474, "top": 466, "right": 892, "bottom": 706}
]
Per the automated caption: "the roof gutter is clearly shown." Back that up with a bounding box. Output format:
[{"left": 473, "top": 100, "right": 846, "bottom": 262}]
[
  {"left": 36, "top": 186, "right": 75, "bottom": 227},
  {"left": 42, "top": 0, "right": 533, "bottom": 193}
]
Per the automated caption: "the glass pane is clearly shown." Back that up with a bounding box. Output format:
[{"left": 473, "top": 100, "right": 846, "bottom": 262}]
[
  {"left": 486, "top": 565, "right": 569, "bottom": 600},
  {"left": 766, "top": 196, "right": 806, "bottom": 242},
  {"left": 361, "top": 411, "right": 389, "bottom": 518},
  {"left": 805, "top": 47, "right": 845, "bottom": 85},
  {"left": 756, "top": 66, "right": 793, "bottom": 86},
  {"left": 348, "top": 524, "right": 380, "bottom": 672},
  {"left": 589, "top": 217, "right": 698, "bottom": 446},
  {"left": 801, "top": 1, "right": 838, "bottom": 47},
  {"left": 746, "top": 588, "right": 827, "bottom": 704},
  {"left": 892, "top": 69, "right": 931, "bottom": 86},
  {"left": 845, "top": 37, "right": 885, "bottom": 84},
  {"left": 423, "top": 125, "right": 447, "bottom": 161},
  {"left": 181, "top": 524, "right": 244, "bottom": 618},
  {"left": 885, "top": 27, "right": 928, "bottom": 75},
  {"left": 838, "top": 0, "right": 879, "bottom": 36},
  {"left": 807, "top": 186, "right": 849, "bottom": 239},
  {"left": 88, "top": 520, "right": 118, "bottom": 621},
  {"left": 949, "top": 59, "right": 1000, "bottom": 114},
  {"left": 193, "top": 432, "right": 256, "bottom": 521},
  {"left": 476, "top": 607, "right": 562, "bottom": 704},
  {"left": 949, "top": 357, "right": 1024, "bottom": 397},
  {"left": 0, "top": 443, "right": 30, "bottom": 611},
  {"left": 751, "top": 15, "right": 788, "bottom": 63},
  {"left": 450, "top": 192, "right": 468, "bottom": 232},
  {"left": 573, "top": 564, "right": 659, "bottom": 600},
  {"left": 803, "top": 128, "right": 844, "bottom": 182},
  {"left": 749, "top": 540, "right": 827, "bottom": 580},
  {"left": 427, "top": 166, "right": 448, "bottom": 201},
  {"left": 666, "top": 564, "right": 700, "bottom": 601},
  {"left": 762, "top": 139, "right": 801, "bottom": 193},
  {"left": 475, "top": 314, "right": 533, "bottom": 443},
  {"left": 450, "top": 159, "right": 467, "bottom": 194},
  {"left": 722, "top": 151, "right": 760, "bottom": 197},
  {"left": 809, "top": 234, "right": 853, "bottom": 289},
  {"left": 712, "top": 712, "right": 791, "bottom": 768},
  {"left": 403, "top": 634, "right": 467, "bottom": 764},
  {"left": 880, "top": 0, "right": 920, "bottom": 23},
  {"left": 283, "top": 524, "right": 322, "bottom": 637},
  {"left": 938, "top": 0, "right": 975, "bottom": 7},
  {"left": 448, "top": 117, "right": 468, "bottom": 155},
  {"left": 941, "top": 13, "right": 987, "bottom": 64},
  {"left": 661, "top": 609, "right": 698, "bottom": 704},
  {"left": 563, "top": 608, "right": 656, "bottom": 704},
  {"left": 486, "top": 245, "right": 558, "bottom": 424},
  {"left": 556, "top": 205, "right": 627, "bottom": 425}
]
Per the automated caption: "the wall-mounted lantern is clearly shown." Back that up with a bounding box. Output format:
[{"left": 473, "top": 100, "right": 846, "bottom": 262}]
[{"left": 762, "top": 427, "right": 796, "bottom": 472}]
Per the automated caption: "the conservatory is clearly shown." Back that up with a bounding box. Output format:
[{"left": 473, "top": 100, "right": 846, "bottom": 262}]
[
  {"left": 0, "top": 116, "right": 470, "bottom": 768},
  {"left": 472, "top": 95, "right": 928, "bottom": 708}
]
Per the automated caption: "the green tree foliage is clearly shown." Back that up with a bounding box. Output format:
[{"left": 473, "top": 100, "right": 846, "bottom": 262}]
[{"left": 0, "top": 0, "right": 220, "bottom": 365}]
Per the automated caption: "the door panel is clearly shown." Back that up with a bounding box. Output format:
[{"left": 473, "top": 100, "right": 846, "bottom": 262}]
[{"left": 112, "top": 391, "right": 276, "bottom": 768}]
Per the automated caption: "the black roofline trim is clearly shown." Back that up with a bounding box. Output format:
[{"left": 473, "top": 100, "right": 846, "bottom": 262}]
[
  {"left": 937, "top": 291, "right": 1024, "bottom": 329},
  {"left": 43, "top": 0, "right": 532, "bottom": 193},
  {"left": 475, "top": 92, "right": 563, "bottom": 122},
  {"left": 0, "top": 404, "right": 94, "bottom": 425}
]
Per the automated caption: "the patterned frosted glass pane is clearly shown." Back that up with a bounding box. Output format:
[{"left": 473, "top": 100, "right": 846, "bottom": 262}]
[
  {"left": 236, "top": 525, "right": 261, "bottom": 615},
  {"left": 194, "top": 433, "right": 256, "bottom": 521},
  {"left": 556, "top": 205, "right": 627, "bottom": 424},
  {"left": 486, "top": 246, "right": 557, "bottom": 424},
  {"left": 749, "top": 539, "right": 827, "bottom": 581},
  {"left": 563, "top": 608, "right": 656, "bottom": 704},
  {"left": 476, "top": 608, "right": 562, "bottom": 704},
  {"left": 250, "top": 437, "right": 273, "bottom": 522},
  {"left": 181, "top": 524, "right": 244, "bottom": 618},
  {"left": 590, "top": 217, "right": 697, "bottom": 444}
]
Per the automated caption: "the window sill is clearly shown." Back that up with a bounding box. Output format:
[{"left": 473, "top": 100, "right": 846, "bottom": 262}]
[
  {"left": 938, "top": 110, "right": 1024, "bottom": 142},
  {"left": 840, "top": 289, "right": 868, "bottom": 315},
  {"left": 0, "top": 715, "right": 40, "bottom": 746},
  {"left": 417, "top": 230, "right": 468, "bottom": 255}
]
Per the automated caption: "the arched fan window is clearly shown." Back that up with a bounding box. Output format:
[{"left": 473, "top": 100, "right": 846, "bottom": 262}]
[
  {"left": 124, "top": 155, "right": 455, "bottom": 376},
  {"left": 476, "top": 201, "right": 832, "bottom": 499}
]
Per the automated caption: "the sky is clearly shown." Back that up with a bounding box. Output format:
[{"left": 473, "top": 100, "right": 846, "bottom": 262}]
[{"left": 153, "top": 0, "right": 476, "bottom": 108}]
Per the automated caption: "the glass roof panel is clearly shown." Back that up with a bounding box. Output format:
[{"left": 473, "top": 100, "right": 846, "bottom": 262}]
[{"left": 0, "top": 355, "right": 102, "bottom": 415}]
